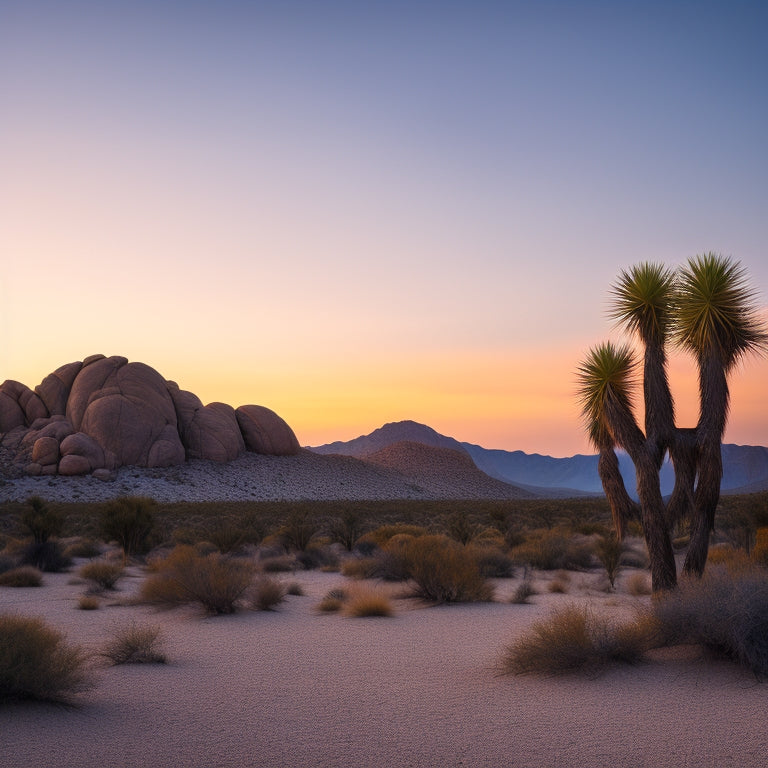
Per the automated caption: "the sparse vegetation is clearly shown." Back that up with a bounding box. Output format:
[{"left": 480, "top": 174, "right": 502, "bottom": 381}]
[
  {"left": 249, "top": 576, "right": 286, "bottom": 610},
  {"left": 100, "top": 496, "right": 156, "bottom": 556},
  {"left": 100, "top": 623, "right": 167, "bottom": 665},
  {"left": 79, "top": 559, "right": 124, "bottom": 591},
  {"left": 595, "top": 533, "right": 623, "bottom": 588},
  {"left": 0, "top": 614, "right": 91, "bottom": 703},
  {"left": 0, "top": 565, "right": 43, "bottom": 587}
]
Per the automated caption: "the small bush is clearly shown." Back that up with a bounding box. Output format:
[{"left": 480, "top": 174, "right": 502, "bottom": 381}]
[
  {"left": 20, "top": 496, "right": 63, "bottom": 543},
  {"left": 279, "top": 509, "right": 320, "bottom": 552},
  {"left": 595, "top": 533, "right": 623, "bottom": 589},
  {"left": 79, "top": 560, "right": 124, "bottom": 591},
  {"left": 548, "top": 575, "right": 569, "bottom": 594},
  {"left": 650, "top": 567, "right": 768, "bottom": 675},
  {"left": 341, "top": 557, "right": 380, "bottom": 579},
  {"left": 249, "top": 576, "right": 286, "bottom": 610},
  {"left": 63, "top": 538, "right": 102, "bottom": 559},
  {"left": 446, "top": 510, "right": 480, "bottom": 545},
  {"left": 0, "top": 614, "right": 91, "bottom": 703},
  {"left": 468, "top": 544, "right": 515, "bottom": 578},
  {"left": 357, "top": 524, "right": 428, "bottom": 551},
  {"left": 0, "top": 566, "right": 43, "bottom": 587},
  {"left": 260, "top": 554, "right": 297, "bottom": 572},
  {"left": 503, "top": 604, "right": 649, "bottom": 676},
  {"left": 77, "top": 595, "right": 100, "bottom": 610},
  {"left": 753, "top": 528, "right": 768, "bottom": 567},
  {"left": 328, "top": 510, "right": 367, "bottom": 551},
  {"left": 139, "top": 546, "right": 254, "bottom": 614},
  {"left": 511, "top": 530, "right": 594, "bottom": 571},
  {"left": 100, "top": 496, "right": 156, "bottom": 556},
  {"left": 707, "top": 544, "right": 753, "bottom": 572},
  {"left": 510, "top": 572, "right": 536, "bottom": 604},
  {"left": 317, "top": 588, "right": 347, "bottom": 613},
  {"left": 343, "top": 585, "right": 393, "bottom": 617},
  {"left": 20, "top": 540, "right": 71, "bottom": 573},
  {"left": 100, "top": 623, "right": 166, "bottom": 665},
  {"left": 401, "top": 534, "right": 494, "bottom": 604},
  {"left": 286, "top": 582, "right": 304, "bottom": 596}
]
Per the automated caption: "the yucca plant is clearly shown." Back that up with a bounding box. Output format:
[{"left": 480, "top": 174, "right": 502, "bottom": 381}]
[{"left": 578, "top": 254, "right": 767, "bottom": 592}]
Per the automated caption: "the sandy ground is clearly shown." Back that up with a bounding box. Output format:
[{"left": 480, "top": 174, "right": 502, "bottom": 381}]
[{"left": 2, "top": 565, "right": 767, "bottom": 768}]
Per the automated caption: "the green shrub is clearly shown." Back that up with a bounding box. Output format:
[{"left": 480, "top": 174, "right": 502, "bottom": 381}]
[
  {"left": 20, "top": 496, "right": 63, "bottom": 543},
  {"left": 0, "top": 614, "right": 91, "bottom": 702},
  {"left": 139, "top": 546, "right": 254, "bottom": 615},
  {"left": 100, "top": 496, "right": 156, "bottom": 556},
  {"left": 100, "top": 623, "right": 166, "bottom": 665},
  {"left": 401, "top": 534, "right": 494, "bottom": 603},
  {"left": 79, "top": 559, "right": 124, "bottom": 591},
  {"left": 0, "top": 566, "right": 43, "bottom": 587},
  {"left": 503, "top": 604, "right": 650, "bottom": 675}
]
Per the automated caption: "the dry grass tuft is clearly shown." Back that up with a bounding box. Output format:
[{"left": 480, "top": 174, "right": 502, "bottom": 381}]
[
  {"left": 139, "top": 545, "right": 255, "bottom": 615},
  {"left": 77, "top": 595, "right": 100, "bottom": 610},
  {"left": 249, "top": 576, "right": 286, "bottom": 610},
  {"left": 317, "top": 588, "right": 347, "bottom": 613},
  {"left": 343, "top": 584, "right": 394, "bottom": 617},
  {"left": 100, "top": 623, "right": 166, "bottom": 665},
  {"left": 79, "top": 559, "right": 124, "bottom": 591},
  {"left": 0, "top": 614, "right": 92, "bottom": 702},
  {"left": 0, "top": 566, "right": 43, "bottom": 588},
  {"left": 626, "top": 571, "right": 652, "bottom": 596}
]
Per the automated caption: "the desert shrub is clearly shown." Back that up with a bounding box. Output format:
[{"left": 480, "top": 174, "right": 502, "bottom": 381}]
[
  {"left": 0, "top": 614, "right": 91, "bottom": 703},
  {"left": 317, "top": 588, "right": 347, "bottom": 613},
  {"left": 445, "top": 510, "right": 480, "bottom": 545},
  {"left": 341, "top": 557, "right": 380, "bottom": 579},
  {"left": 0, "top": 566, "right": 43, "bottom": 587},
  {"left": 510, "top": 569, "right": 536, "bottom": 604},
  {"left": 467, "top": 544, "right": 515, "bottom": 578},
  {"left": 619, "top": 543, "right": 649, "bottom": 569},
  {"left": 343, "top": 584, "right": 394, "bottom": 617},
  {"left": 548, "top": 572, "right": 570, "bottom": 594},
  {"left": 707, "top": 544, "right": 754, "bottom": 573},
  {"left": 63, "top": 537, "right": 102, "bottom": 559},
  {"left": 595, "top": 533, "right": 623, "bottom": 588},
  {"left": 260, "top": 554, "right": 298, "bottom": 572},
  {"left": 139, "top": 546, "right": 254, "bottom": 615},
  {"left": 0, "top": 552, "right": 18, "bottom": 575},
  {"left": 77, "top": 595, "right": 100, "bottom": 610},
  {"left": 100, "top": 496, "right": 156, "bottom": 556},
  {"left": 626, "top": 571, "right": 652, "bottom": 596},
  {"left": 296, "top": 542, "right": 338, "bottom": 571},
  {"left": 279, "top": 509, "right": 320, "bottom": 552},
  {"left": 503, "top": 604, "right": 650, "bottom": 676},
  {"left": 511, "top": 530, "right": 594, "bottom": 571},
  {"left": 249, "top": 576, "right": 286, "bottom": 610},
  {"left": 328, "top": 509, "right": 367, "bottom": 551},
  {"left": 285, "top": 581, "right": 304, "bottom": 596},
  {"left": 650, "top": 567, "right": 768, "bottom": 675},
  {"left": 19, "top": 540, "right": 71, "bottom": 572},
  {"left": 100, "top": 623, "right": 166, "bottom": 665},
  {"left": 20, "top": 496, "right": 63, "bottom": 543},
  {"left": 206, "top": 516, "right": 264, "bottom": 554},
  {"left": 753, "top": 528, "right": 768, "bottom": 567},
  {"left": 401, "top": 534, "right": 494, "bottom": 603},
  {"left": 79, "top": 560, "right": 124, "bottom": 591},
  {"left": 357, "top": 524, "right": 428, "bottom": 551}
]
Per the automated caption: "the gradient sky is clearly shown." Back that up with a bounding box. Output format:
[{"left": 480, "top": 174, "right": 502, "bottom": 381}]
[{"left": 2, "top": 1, "right": 767, "bottom": 457}]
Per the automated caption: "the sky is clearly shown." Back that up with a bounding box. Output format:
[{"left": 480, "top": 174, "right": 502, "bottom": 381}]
[{"left": 1, "top": 0, "right": 767, "bottom": 457}]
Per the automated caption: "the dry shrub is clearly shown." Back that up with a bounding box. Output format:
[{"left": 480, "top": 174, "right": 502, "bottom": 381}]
[
  {"left": 503, "top": 604, "right": 649, "bottom": 675},
  {"left": 79, "top": 560, "right": 124, "bottom": 591},
  {"left": 140, "top": 546, "right": 254, "bottom": 614},
  {"left": 401, "top": 534, "right": 494, "bottom": 603},
  {"left": 548, "top": 575, "right": 569, "bottom": 594},
  {"left": 20, "top": 540, "right": 71, "bottom": 573},
  {"left": 259, "top": 554, "right": 297, "bottom": 573},
  {"left": 356, "top": 524, "right": 428, "bottom": 551},
  {"left": 317, "top": 588, "right": 347, "bottom": 613},
  {"left": 0, "top": 566, "right": 43, "bottom": 588},
  {"left": 100, "top": 622, "right": 166, "bottom": 665},
  {"left": 249, "top": 576, "right": 286, "bottom": 611},
  {"left": 100, "top": 496, "right": 156, "bottom": 556},
  {"left": 753, "top": 528, "right": 768, "bottom": 567},
  {"left": 511, "top": 530, "right": 594, "bottom": 571},
  {"left": 0, "top": 614, "right": 91, "bottom": 703},
  {"left": 510, "top": 572, "right": 536, "bottom": 604},
  {"left": 467, "top": 543, "right": 515, "bottom": 578},
  {"left": 707, "top": 544, "right": 753, "bottom": 573},
  {"left": 285, "top": 582, "right": 304, "bottom": 596},
  {"left": 650, "top": 566, "right": 768, "bottom": 675},
  {"left": 595, "top": 533, "right": 623, "bottom": 588},
  {"left": 343, "top": 584, "right": 393, "bottom": 617},
  {"left": 63, "top": 538, "right": 102, "bottom": 559},
  {"left": 77, "top": 595, "right": 100, "bottom": 610},
  {"left": 626, "top": 571, "right": 652, "bottom": 596},
  {"left": 341, "top": 557, "right": 380, "bottom": 579}
]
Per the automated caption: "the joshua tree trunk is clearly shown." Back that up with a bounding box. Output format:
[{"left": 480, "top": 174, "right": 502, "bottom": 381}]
[{"left": 597, "top": 442, "right": 639, "bottom": 540}]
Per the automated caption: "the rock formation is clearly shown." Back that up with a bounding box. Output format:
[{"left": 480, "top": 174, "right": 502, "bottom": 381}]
[{"left": 0, "top": 355, "right": 300, "bottom": 476}]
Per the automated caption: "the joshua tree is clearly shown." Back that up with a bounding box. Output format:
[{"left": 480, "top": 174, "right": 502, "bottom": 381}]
[{"left": 577, "top": 254, "right": 766, "bottom": 592}]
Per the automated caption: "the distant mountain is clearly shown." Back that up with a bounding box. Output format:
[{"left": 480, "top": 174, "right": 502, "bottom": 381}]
[{"left": 310, "top": 421, "right": 768, "bottom": 497}]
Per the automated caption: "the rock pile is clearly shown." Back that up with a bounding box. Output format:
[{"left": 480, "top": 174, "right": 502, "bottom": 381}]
[{"left": 0, "top": 354, "right": 299, "bottom": 477}]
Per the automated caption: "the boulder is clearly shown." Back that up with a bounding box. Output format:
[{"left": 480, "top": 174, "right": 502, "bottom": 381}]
[
  {"left": 68, "top": 357, "right": 185, "bottom": 467},
  {"left": 32, "top": 436, "right": 59, "bottom": 466},
  {"left": 0, "top": 380, "right": 47, "bottom": 431},
  {"left": 59, "top": 432, "right": 106, "bottom": 474},
  {"left": 35, "top": 361, "right": 83, "bottom": 416},
  {"left": 169, "top": 385, "right": 244, "bottom": 461},
  {"left": 236, "top": 404, "right": 300, "bottom": 456}
]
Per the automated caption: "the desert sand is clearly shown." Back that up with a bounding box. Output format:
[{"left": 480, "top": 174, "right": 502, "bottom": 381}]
[{"left": 2, "top": 564, "right": 766, "bottom": 768}]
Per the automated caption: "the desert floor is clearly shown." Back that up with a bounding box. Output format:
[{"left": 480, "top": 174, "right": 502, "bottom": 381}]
[{"left": 2, "top": 566, "right": 767, "bottom": 768}]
